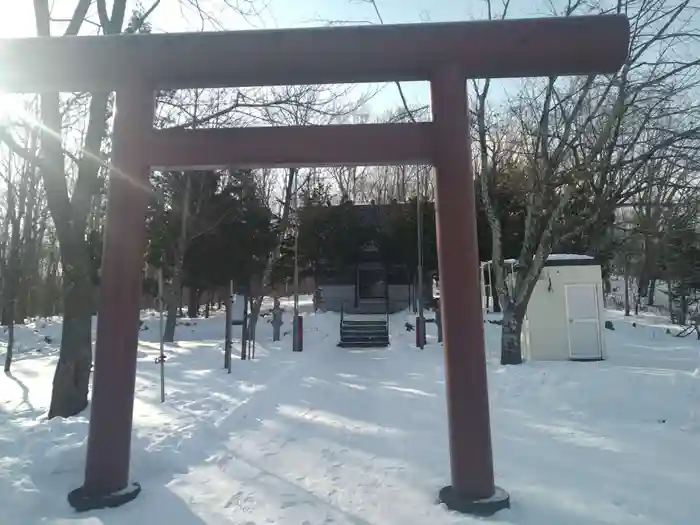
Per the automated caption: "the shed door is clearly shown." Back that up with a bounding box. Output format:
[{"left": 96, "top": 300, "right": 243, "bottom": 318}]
[{"left": 565, "top": 284, "right": 602, "bottom": 359}]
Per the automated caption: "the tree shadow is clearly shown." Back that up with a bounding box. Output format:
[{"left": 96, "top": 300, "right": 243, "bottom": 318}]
[
  {"left": 239, "top": 343, "right": 699, "bottom": 525},
  {"left": 4, "top": 369, "right": 37, "bottom": 414},
  {"left": 6, "top": 309, "right": 694, "bottom": 525}
]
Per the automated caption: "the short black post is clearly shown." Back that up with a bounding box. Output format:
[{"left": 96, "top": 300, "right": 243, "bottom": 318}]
[
  {"left": 416, "top": 316, "right": 426, "bottom": 348},
  {"left": 293, "top": 315, "right": 304, "bottom": 351}
]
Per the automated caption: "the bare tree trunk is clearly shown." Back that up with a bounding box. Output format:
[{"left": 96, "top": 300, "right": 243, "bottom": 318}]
[
  {"left": 0, "top": 196, "right": 10, "bottom": 317},
  {"left": 16, "top": 134, "right": 40, "bottom": 321},
  {"left": 490, "top": 266, "right": 501, "bottom": 313},
  {"left": 624, "top": 254, "right": 631, "bottom": 316},
  {"left": 667, "top": 276, "right": 674, "bottom": 323},
  {"left": 3, "top": 186, "right": 21, "bottom": 373},
  {"left": 639, "top": 266, "right": 649, "bottom": 300},
  {"left": 224, "top": 286, "right": 232, "bottom": 369},
  {"left": 4, "top": 124, "right": 40, "bottom": 370},
  {"left": 250, "top": 168, "right": 297, "bottom": 330},
  {"left": 500, "top": 303, "right": 525, "bottom": 365},
  {"left": 44, "top": 87, "right": 108, "bottom": 417},
  {"left": 187, "top": 287, "right": 200, "bottom": 318},
  {"left": 679, "top": 290, "right": 688, "bottom": 326},
  {"left": 496, "top": 236, "right": 553, "bottom": 365},
  {"left": 27, "top": 0, "right": 142, "bottom": 418},
  {"left": 42, "top": 241, "right": 59, "bottom": 317},
  {"left": 163, "top": 275, "right": 182, "bottom": 342},
  {"left": 5, "top": 321, "right": 15, "bottom": 374},
  {"left": 3, "top": 247, "right": 20, "bottom": 372},
  {"left": 635, "top": 244, "right": 645, "bottom": 315},
  {"left": 48, "top": 234, "right": 93, "bottom": 418},
  {"left": 164, "top": 173, "right": 191, "bottom": 342},
  {"left": 26, "top": 211, "right": 48, "bottom": 317}
]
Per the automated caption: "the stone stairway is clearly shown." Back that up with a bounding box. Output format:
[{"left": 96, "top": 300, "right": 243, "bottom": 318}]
[{"left": 338, "top": 317, "right": 390, "bottom": 348}]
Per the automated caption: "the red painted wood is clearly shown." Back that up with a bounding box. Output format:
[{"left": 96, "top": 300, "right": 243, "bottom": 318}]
[
  {"left": 147, "top": 123, "right": 434, "bottom": 169},
  {"left": 432, "top": 66, "right": 495, "bottom": 498},
  {"left": 83, "top": 85, "right": 154, "bottom": 494},
  {"left": 0, "top": 15, "right": 629, "bottom": 92}
]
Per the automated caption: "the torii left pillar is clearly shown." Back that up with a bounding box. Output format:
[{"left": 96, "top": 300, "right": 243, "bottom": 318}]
[{"left": 68, "top": 85, "right": 154, "bottom": 511}]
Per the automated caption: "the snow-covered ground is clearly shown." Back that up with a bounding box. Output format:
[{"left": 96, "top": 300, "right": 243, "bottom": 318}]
[{"left": 1, "top": 297, "right": 699, "bottom": 525}]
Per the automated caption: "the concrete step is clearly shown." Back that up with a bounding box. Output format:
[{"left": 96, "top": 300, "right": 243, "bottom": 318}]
[
  {"left": 341, "top": 333, "right": 389, "bottom": 341},
  {"left": 341, "top": 327, "right": 388, "bottom": 334},
  {"left": 341, "top": 325, "right": 387, "bottom": 333},
  {"left": 342, "top": 319, "right": 387, "bottom": 326},
  {"left": 338, "top": 339, "right": 390, "bottom": 348},
  {"left": 340, "top": 334, "right": 389, "bottom": 344},
  {"left": 339, "top": 314, "right": 390, "bottom": 348}
]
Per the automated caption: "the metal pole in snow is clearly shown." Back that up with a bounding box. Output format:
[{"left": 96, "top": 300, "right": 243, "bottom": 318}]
[
  {"left": 227, "top": 280, "right": 233, "bottom": 373},
  {"left": 292, "top": 169, "right": 301, "bottom": 352},
  {"left": 416, "top": 168, "right": 426, "bottom": 349},
  {"left": 481, "top": 262, "right": 488, "bottom": 319},
  {"left": 158, "top": 267, "right": 165, "bottom": 403}
]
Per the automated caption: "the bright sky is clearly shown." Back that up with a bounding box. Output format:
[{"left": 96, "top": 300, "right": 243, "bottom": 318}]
[{"left": 0, "top": 0, "right": 546, "bottom": 114}]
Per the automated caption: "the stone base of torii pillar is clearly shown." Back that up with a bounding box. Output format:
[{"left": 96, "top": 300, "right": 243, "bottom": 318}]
[
  {"left": 439, "top": 485, "right": 510, "bottom": 516},
  {"left": 68, "top": 482, "right": 142, "bottom": 513}
]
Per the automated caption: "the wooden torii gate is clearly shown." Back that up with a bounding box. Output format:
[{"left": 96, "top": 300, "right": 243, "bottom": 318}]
[{"left": 0, "top": 14, "right": 629, "bottom": 516}]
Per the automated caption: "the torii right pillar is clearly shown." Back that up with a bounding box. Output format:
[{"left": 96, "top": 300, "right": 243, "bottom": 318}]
[
  {"left": 431, "top": 65, "right": 508, "bottom": 516},
  {"left": 430, "top": 17, "right": 630, "bottom": 516}
]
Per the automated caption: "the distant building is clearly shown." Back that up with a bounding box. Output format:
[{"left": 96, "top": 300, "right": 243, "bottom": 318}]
[{"left": 307, "top": 203, "right": 433, "bottom": 314}]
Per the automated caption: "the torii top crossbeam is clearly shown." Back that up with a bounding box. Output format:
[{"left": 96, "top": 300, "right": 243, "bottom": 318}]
[{"left": 0, "top": 15, "right": 629, "bottom": 92}]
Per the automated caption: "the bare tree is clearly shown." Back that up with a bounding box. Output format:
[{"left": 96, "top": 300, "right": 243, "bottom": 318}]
[
  {"left": 476, "top": 0, "right": 700, "bottom": 364},
  {"left": 0, "top": 0, "right": 196, "bottom": 416},
  {"left": 0, "top": 100, "right": 46, "bottom": 371},
  {"left": 152, "top": 82, "right": 369, "bottom": 343},
  {"left": 246, "top": 84, "right": 371, "bottom": 334},
  {"left": 25, "top": 1, "right": 134, "bottom": 417}
]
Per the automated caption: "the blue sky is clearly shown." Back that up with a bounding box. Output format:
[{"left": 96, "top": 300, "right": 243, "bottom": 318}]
[
  {"left": 268, "top": 0, "right": 479, "bottom": 27},
  {"left": 0, "top": 0, "right": 544, "bottom": 113},
  {"left": 148, "top": 0, "right": 538, "bottom": 114},
  {"left": 262, "top": 0, "right": 538, "bottom": 113},
  {"left": 152, "top": 0, "right": 540, "bottom": 112}
]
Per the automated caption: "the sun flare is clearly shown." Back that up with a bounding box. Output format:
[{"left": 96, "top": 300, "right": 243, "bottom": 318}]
[
  {"left": 0, "top": 93, "right": 14, "bottom": 121},
  {"left": 0, "top": 92, "right": 32, "bottom": 124}
]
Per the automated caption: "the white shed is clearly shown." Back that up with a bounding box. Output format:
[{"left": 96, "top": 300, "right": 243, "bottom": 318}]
[{"left": 521, "top": 254, "right": 606, "bottom": 361}]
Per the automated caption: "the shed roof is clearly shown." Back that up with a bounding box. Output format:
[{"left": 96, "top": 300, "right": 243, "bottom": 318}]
[
  {"left": 544, "top": 254, "right": 598, "bottom": 267},
  {"left": 484, "top": 254, "right": 598, "bottom": 268}
]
